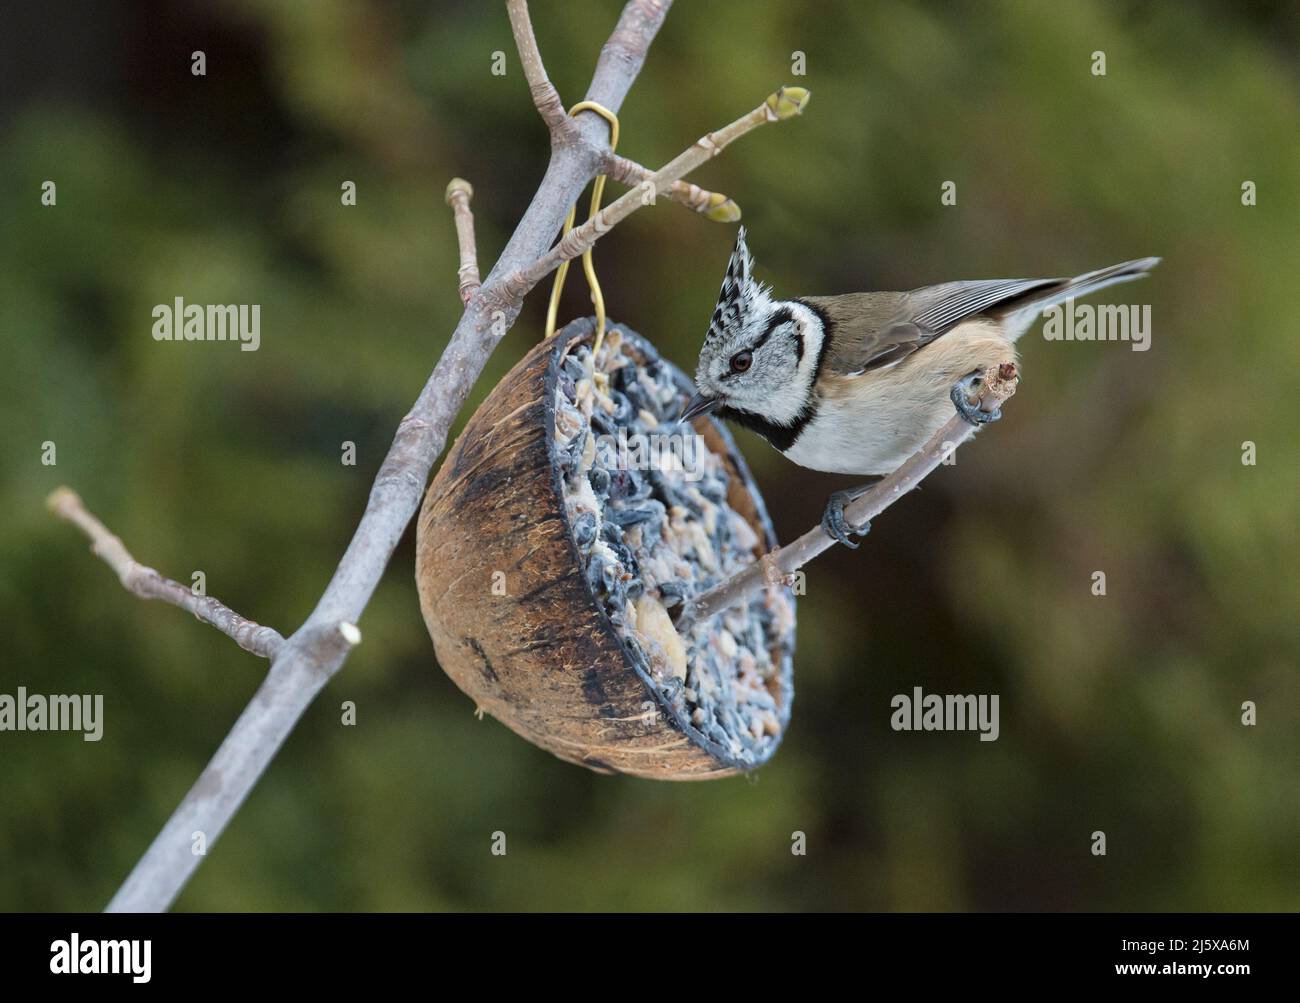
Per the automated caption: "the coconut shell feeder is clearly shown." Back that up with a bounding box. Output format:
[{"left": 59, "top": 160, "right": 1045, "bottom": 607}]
[{"left": 416, "top": 317, "right": 796, "bottom": 780}]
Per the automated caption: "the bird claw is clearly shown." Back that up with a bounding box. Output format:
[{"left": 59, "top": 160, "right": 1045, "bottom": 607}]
[
  {"left": 951, "top": 370, "right": 1002, "bottom": 426},
  {"left": 821, "top": 486, "right": 873, "bottom": 549}
]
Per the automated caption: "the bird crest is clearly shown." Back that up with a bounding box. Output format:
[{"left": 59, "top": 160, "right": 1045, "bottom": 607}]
[{"left": 705, "top": 226, "right": 772, "bottom": 349}]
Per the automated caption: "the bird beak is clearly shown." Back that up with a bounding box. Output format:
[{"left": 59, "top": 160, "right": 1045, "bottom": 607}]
[{"left": 679, "top": 392, "right": 718, "bottom": 423}]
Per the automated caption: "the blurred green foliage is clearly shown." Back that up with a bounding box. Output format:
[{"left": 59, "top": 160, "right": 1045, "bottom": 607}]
[{"left": 2, "top": 0, "right": 1297, "bottom": 911}]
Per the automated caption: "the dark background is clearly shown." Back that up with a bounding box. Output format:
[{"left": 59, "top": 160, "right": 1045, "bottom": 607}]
[{"left": 2, "top": 0, "right": 1296, "bottom": 911}]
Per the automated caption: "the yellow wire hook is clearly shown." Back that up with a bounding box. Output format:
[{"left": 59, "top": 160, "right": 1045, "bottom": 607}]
[{"left": 544, "top": 101, "right": 620, "bottom": 361}]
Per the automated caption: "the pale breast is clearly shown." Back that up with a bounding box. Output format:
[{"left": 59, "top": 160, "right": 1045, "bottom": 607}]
[{"left": 782, "top": 321, "right": 1016, "bottom": 475}]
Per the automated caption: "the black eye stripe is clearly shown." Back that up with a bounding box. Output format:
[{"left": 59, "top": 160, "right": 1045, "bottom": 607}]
[{"left": 793, "top": 331, "right": 804, "bottom": 362}]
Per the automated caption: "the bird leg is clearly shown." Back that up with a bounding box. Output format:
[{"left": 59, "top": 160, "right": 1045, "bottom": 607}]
[
  {"left": 951, "top": 369, "right": 1003, "bottom": 425},
  {"left": 820, "top": 480, "right": 881, "bottom": 549}
]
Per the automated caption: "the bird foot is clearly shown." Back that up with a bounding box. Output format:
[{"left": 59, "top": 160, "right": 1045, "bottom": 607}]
[
  {"left": 821, "top": 484, "right": 877, "bottom": 549},
  {"left": 951, "top": 370, "right": 1002, "bottom": 426}
]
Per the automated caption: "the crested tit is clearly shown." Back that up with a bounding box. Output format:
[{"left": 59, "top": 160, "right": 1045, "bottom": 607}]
[{"left": 683, "top": 228, "right": 1159, "bottom": 546}]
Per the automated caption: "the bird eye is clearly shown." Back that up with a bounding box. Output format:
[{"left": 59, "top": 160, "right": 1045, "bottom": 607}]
[{"left": 729, "top": 350, "right": 753, "bottom": 374}]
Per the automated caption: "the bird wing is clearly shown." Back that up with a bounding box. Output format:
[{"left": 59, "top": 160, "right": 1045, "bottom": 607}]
[
  {"left": 906, "top": 278, "right": 1060, "bottom": 334},
  {"left": 805, "top": 277, "right": 1057, "bottom": 376}
]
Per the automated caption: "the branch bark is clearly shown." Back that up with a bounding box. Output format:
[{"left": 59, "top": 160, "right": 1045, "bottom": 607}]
[
  {"left": 97, "top": 0, "right": 674, "bottom": 914},
  {"left": 444, "top": 178, "right": 481, "bottom": 303},
  {"left": 603, "top": 153, "right": 740, "bottom": 221},
  {"left": 47, "top": 488, "right": 286, "bottom": 660},
  {"left": 506, "top": 0, "right": 579, "bottom": 143},
  {"left": 496, "top": 85, "right": 808, "bottom": 304},
  {"left": 673, "top": 364, "right": 1021, "bottom": 634}
]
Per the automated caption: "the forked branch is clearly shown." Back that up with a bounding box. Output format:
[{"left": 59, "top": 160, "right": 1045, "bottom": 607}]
[
  {"left": 81, "top": 0, "right": 675, "bottom": 915},
  {"left": 52, "top": 0, "right": 813, "bottom": 914},
  {"left": 498, "top": 85, "right": 808, "bottom": 304}
]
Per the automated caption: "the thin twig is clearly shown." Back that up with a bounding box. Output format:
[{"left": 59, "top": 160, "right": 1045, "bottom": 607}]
[
  {"left": 506, "top": 0, "right": 579, "bottom": 143},
  {"left": 46, "top": 487, "right": 286, "bottom": 659},
  {"left": 603, "top": 152, "right": 740, "bottom": 221},
  {"left": 445, "top": 178, "right": 481, "bottom": 303},
  {"left": 673, "top": 363, "right": 1020, "bottom": 633},
  {"left": 497, "top": 85, "right": 808, "bottom": 303}
]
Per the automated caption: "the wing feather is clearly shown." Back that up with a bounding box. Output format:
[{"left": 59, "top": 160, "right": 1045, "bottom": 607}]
[
  {"left": 908, "top": 278, "right": 1057, "bottom": 332},
  {"left": 805, "top": 277, "right": 1057, "bottom": 376}
]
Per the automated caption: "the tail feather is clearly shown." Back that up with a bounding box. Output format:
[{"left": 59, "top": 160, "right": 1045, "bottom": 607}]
[{"left": 999, "top": 256, "right": 1161, "bottom": 339}]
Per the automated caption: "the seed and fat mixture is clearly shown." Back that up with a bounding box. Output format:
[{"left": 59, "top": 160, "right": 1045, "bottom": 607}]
[{"left": 553, "top": 329, "right": 794, "bottom": 767}]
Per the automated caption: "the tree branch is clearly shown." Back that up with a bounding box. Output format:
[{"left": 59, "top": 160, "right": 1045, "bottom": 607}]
[
  {"left": 506, "top": 0, "right": 579, "bottom": 144},
  {"left": 47, "top": 487, "right": 286, "bottom": 660},
  {"left": 603, "top": 152, "right": 740, "bottom": 221},
  {"left": 95, "top": 0, "right": 673, "bottom": 914},
  {"left": 496, "top": 85, "right": 808, "bottom": 304},
  {"left": 444, "top": 178, "right": 481, "bottom": 304},
  {"left": 673, "top": 363, "right": 1021, "bottom": 634}
]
